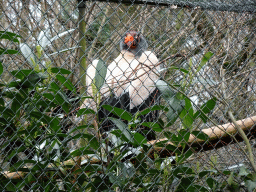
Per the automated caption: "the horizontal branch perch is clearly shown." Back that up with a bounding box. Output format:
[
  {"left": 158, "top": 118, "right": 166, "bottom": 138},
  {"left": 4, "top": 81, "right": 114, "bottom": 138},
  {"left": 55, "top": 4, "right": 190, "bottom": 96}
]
[
  {"left": 148, "top": 115, "right": 256, "bottom": 158},
  {"left": 3, "top": 115, "right": 256, "bottom": 179}
]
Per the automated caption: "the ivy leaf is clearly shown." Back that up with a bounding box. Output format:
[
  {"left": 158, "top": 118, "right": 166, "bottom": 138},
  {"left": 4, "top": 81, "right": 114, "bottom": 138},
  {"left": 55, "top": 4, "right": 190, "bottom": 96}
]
[
  {"left": 239, "top": 166, "right": 249, "bottom": 176},
  {"left": 245, "top": 180, "right": 256, "bottom": 192}
]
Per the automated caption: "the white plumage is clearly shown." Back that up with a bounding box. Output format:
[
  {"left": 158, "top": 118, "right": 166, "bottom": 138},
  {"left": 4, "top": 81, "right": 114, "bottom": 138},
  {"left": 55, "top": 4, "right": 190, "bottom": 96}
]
[{"left": 82, "top": 50, "right": 160, "bottom": 111}]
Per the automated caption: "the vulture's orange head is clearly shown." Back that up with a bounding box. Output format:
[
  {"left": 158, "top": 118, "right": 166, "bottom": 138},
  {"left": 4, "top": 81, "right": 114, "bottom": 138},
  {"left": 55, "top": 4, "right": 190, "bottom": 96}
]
[{"left": 120, "top": 31, "right": 148, "bottom": 57}]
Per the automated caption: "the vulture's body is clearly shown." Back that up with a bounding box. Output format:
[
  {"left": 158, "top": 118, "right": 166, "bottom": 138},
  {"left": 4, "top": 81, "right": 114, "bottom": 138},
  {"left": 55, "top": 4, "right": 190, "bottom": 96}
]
[{"left": 82, "top": 31, "right": 161, "bottom": 141}]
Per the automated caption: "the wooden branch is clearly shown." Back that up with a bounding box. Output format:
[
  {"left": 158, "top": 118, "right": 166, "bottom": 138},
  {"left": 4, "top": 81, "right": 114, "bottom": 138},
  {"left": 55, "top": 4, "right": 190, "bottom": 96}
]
[
  {"left": 2, "top": 156, "right": 101, "bottom": 180},
  {"left": 148, "top": 115, "right": 256, "bottom": 158},
  {"left": 3, "top": 115, "right": 256, "bottom": 179}
]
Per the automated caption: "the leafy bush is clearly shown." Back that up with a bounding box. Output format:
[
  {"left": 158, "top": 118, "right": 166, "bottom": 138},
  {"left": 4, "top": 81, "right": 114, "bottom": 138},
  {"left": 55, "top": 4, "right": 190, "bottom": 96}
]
[{"left": 1, "top": 32, "right": 255, "bottom": 192}]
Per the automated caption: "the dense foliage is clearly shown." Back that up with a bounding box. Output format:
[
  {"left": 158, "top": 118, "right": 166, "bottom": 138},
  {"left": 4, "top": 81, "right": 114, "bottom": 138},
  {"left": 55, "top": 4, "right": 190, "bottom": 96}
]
[{"left": 1, "top": 31, "right": 256, "bottom": 191}]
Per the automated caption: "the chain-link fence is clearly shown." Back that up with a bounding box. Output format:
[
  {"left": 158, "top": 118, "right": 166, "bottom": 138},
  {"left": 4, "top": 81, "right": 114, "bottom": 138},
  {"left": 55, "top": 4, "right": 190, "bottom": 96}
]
[{"left": 0, "top": 0, "right": 256, "bottom": 191}]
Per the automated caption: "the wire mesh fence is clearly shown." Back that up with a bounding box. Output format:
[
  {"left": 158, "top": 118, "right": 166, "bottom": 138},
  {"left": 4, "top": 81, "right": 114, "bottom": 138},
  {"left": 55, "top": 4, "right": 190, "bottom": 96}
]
[{"left": 0, "top": 0, "right": 256, "bottom": 191}]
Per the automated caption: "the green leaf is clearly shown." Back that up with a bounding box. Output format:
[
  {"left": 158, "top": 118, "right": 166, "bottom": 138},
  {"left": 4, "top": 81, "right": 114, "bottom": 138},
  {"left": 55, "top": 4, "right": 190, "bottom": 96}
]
[
  {"left": 239, "top": 166, "right": 249, "bottom": 176},
  {"left": 77, "top": 108, "right": 95, "bottom": 116},
  {"left": 155, "top": 80, "right": 176, "bottom": 98},
  {"left": 179, "top": 129, "right": 190, "bottom": 142},
  {"left": 0, "top": 49, "right": 19, "bottom": 54},
  {"left": 102, "top": 105, "right": 132, "bottom": 121},
  {"left": 55, "top": 93, "right": 65, "bottom": 104},
  {"left": 62, "top": 102, "right": 70, "bottom": 114},
  {"left": 0, "top": 31, "right": 20, "bottom": 42},
  {"left": 245, "top": 180, "right": 256, "bottom": 192},
  {"left": 165, "top": 144, "right": 181, "bottom": 155},
  {"left": 0, "top": 98, "right": 4, "bottom": 106},
  {"left": 0, "top": 108, "right": 15, "bottom": 118},
  {"left": 68, "top": 125, "right": 89, "bottom": 134},
  {"left": 51, "top": 67, "right": 71, "bottom": 74},
  {"left": 10, "top": 160, "right": 37, "bottom": 172},
  {"left": 138, "top": 105, "right": 168, "bottom": 116},
  {"left": 50, "top": 117, "right": 60, "bottom": 132},
  {"left": 11, "top": 98, "right": 21, "bottom": 114},
  {"left": 171, "top": 66, "right": 189, "bottom": 74},
  {"left": 155, "top": 140, "right": 168, "bottom": 147},
  {"left": 179, "top": 98, "right": 194, "bottom": 130},
  {"left": 152, "top": 127, "right": 163, "bottom": 132},
  {"left": 50, "top": 82, "right": 61, "bottom": 92},
  {"left": 69, "top": 133, "right": 100, "bottom": 150},
  {"left": 110, "top": 130, "right": 129, "bottom": 143},
  {"left": 0, "top": 61, "right": 3, "bottom": 76},
  {"left": 71, "top": 147, "right": 95, "bottom": 157},
  {"left": 30, "top": 111, "right": 51, "bottom": 124},
  {"left": 141, "top": 122, "right": 163, "bottom": 132},
  {"left": 194, "top": 97, "right": 217, "bottom": 123},
  {"left": 163, "top": 131, "right": 173, "bottom": 140},
  {"left": 175, "top": 177, "right": 195, "bottom": 191},
  {"left": 206, "top": 177, "right": 218, "bottom": 189},
  {"left": 199, "top": 170, "right": 213, "bottom": 178},
  {"left": 197, "top": 52, "right": 214, "bottom": 74},
  {"left": 7, "top": 146, "right": 26, "bottom": 160},
  {"left": 19, "top": 72, "right": 47, "bottom": 88},
  {"left": 83, "top": 134, "right": 100, "bottom": 150},
  {"left": 133, "top": 132, "right": 147, "bottom": 146},
  {"left": 165, "top": 98, "right": 185, "bottom": 126},
  {"left": 7, "top": 81, "right": 19, "bottom": 88},
  {"left": 43, "top": 93, "right": 55, "bottom": 101},
  {"left": 93, "top": 59, "right": 107, "bottom": 90},
  {"left": 192, "top": 131, "right": 209, "bottom": 141},
  {"left": 227, "top": 171, "right": 234, "bottom": 185},
  {"left": 177, "top": 149, "right": 193, "bottom": 163},
  {"left": 173, "top": 166, "right": 194, "bottom": 177},
  {"left": 88, "top": 137, "right": 100, "bottom": 150},
  {"left": 155, "top": 80, "right": 185, "bottom": 126},
  {"left": 109, "top": 117, "right": 134, "bottom": 142},
  {"left": 46, "top": 91, "right": 69, "bottom": 111},
  {"left": 11, "top": 70, "right": 33, "bottom": 79},
  {"left": 56, "top": 74, "right": 76, "bottom": 93},
  {"left": 5, "top": 182, "right": 16, "bottom": 191}
]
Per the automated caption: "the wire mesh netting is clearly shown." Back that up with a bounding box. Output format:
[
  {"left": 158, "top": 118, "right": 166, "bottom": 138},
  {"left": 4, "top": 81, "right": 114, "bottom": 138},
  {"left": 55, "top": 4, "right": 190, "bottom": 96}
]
[{"left": 0, "top": 0, "right": 256, "bottom": 191}]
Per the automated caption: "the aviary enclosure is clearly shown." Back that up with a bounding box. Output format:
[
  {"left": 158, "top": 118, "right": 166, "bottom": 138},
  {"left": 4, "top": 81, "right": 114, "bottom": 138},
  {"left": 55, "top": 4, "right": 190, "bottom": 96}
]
[{"left": 0, "top": 0, "right": 256, "bottom": 191}]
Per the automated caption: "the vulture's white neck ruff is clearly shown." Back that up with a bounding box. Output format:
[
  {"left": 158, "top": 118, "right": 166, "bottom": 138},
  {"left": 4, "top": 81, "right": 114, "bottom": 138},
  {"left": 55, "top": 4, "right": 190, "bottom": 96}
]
[{"left": 83, "top": 50, "right": 160, "bottom": 111}]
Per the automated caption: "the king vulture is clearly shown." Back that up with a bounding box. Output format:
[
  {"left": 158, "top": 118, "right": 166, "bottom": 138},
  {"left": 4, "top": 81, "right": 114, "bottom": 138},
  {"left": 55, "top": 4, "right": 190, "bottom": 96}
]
[{"left": 82, "top": 31, "right": 161, "bottom": 141}]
